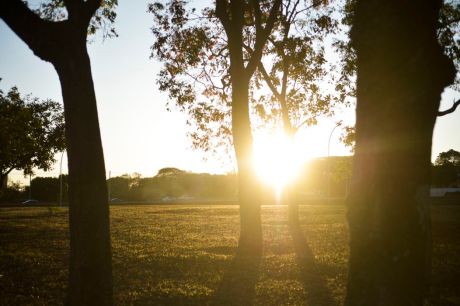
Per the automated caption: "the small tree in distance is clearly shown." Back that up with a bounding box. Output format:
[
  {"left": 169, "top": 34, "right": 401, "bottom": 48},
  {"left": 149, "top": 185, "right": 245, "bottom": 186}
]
[
  {"left": 0, "top": 84, "right": 65, "bottom": 191},
  {"left": 435, "top": 149, "right": 460, "bottom": 166}
]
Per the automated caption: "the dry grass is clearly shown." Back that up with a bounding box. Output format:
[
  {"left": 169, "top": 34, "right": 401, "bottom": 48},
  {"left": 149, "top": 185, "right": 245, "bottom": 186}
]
[{"left": 0, "top": 204, "right": 458, "bottom": 305}]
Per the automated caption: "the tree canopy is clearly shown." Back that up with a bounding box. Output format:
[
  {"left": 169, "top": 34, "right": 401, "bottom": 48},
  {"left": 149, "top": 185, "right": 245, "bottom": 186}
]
[
  {"left": 155, "top": 167, "right": 187, "bottom": 177},
  {"left": 0, "top": 84, "right": 65, "bottom": 180},
  {"left": 435, "top": 148, "right": 460, "bottom": 166},
  {"left": 251, "top": 0, "right": 342, "bottom": 135},
  {"left": 150, "top": 0, "right": 345, "bottom": 159}
]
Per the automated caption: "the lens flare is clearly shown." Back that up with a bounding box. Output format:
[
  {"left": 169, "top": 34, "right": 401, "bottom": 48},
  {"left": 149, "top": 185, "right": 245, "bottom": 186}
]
[{"left": 253, "top": 131, "right": 304, "bottom": 203}]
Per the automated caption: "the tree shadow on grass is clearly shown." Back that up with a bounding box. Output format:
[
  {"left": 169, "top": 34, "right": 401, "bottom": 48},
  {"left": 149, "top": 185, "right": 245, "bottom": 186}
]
[
  {"left": 211, "top": 246, "right": 262, "bottom": 306},
  {"left": 289, "top": 224, "right": 337, "bottom": 306}
]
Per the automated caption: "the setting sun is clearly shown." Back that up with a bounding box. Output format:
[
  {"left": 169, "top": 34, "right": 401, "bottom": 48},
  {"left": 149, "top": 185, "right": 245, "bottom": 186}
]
[{"left": 253, "top": 131, "right": 305, "bottom": 200}]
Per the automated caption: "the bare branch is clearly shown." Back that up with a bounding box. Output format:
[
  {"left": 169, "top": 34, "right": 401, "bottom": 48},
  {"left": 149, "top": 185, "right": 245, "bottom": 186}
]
[{"left": 438, "top": 98, "right": 460, "bottom": 116}]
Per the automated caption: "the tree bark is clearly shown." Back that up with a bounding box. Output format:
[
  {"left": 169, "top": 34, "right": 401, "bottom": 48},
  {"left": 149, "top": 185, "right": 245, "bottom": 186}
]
[
  {"left": 0, "top": 2, "right": 113, "bottom": 304},
  {"left": 346, "top": 1, "right": 456, "bottom": 305},
  {"left": 0, "top": 173, "right": 8, "bottom": 192},
  {"left": 232, "top": 75, "right": 263, "bottom": 254},
  {"left": 54, "top": 41, "right": 113, "bottom": 306}
]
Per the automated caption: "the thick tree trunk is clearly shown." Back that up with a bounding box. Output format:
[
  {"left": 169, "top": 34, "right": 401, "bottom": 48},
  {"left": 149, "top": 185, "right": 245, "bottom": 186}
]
[
  {"left": 346, "top": 1, "right": 456, "bottom": 305},
  {"left": 54, "top": 42, "right": 113, "bottom": 306},
  {"left": 0, "top": 2, "right": 113, "bottom": 304},
  {"left": 232, "top": 77, "right": 263, "bottom": 254},
  {"left": 0, "top": 173, "right": 8, "bottom": 192}
]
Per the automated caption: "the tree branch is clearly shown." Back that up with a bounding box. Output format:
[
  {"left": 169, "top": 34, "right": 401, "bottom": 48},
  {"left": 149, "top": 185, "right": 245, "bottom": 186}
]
[
  {"left": 245, "top": 0, "right": 282, "bottom": 76},
  {"left": 258, "top": 61, "right": 283, "bottom": 101},
  {"left": 63, "top": 0, "right": 80, "bottom": 20},
  {"left": 83, "top": 0, "right": 102, "bottom": 23},
  {"left": 250, "top": 0, "right": 262, "bottom": 35},
  {"left": 438, "top": 98, "right": 460, "bottom": 116},
  {"left": 0, "top": 0, "right": 63, "bottom": 62},
  {"left": 215, "top": 0, "right": 231, "bottom": 35}
]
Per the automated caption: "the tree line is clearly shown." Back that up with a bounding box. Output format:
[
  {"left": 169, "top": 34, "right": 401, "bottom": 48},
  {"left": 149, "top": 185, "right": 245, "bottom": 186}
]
[{"left": 2, "top": 153, "right": 459, "bottom": 204}]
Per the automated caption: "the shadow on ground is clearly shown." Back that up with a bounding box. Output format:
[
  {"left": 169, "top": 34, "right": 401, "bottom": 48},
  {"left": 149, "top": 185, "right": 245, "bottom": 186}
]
[
  {"left": 290, "top": 224, "right": 337, "bottom": 306},
  {"left": 211, "top": 246, "right": 262, "bottom": 306}
]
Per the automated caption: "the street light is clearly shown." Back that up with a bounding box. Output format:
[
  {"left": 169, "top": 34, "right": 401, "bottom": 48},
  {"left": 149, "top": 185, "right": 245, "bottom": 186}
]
[
  {"left": 59, "top": 150, "right": 65, "bottom": 206},
  {"left": 327, "top": 121, "right": 342, "bottom": 204}
]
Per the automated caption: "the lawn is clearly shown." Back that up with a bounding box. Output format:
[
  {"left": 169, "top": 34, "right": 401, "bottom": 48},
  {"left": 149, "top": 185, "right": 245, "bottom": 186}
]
[{"left": 0, "top": 204, "right": 459, "bottom": 305}]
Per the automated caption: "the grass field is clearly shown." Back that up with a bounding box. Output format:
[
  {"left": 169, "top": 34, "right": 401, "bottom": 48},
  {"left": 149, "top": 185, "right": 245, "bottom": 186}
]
[{"left": 0, "top": 204, "right": 459, "bottom": 305}]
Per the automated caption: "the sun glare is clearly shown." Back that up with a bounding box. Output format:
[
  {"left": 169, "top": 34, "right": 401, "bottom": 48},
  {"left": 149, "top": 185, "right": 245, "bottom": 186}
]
[{"left": 253, "top": 131, "right": 304, "bottom": 202}]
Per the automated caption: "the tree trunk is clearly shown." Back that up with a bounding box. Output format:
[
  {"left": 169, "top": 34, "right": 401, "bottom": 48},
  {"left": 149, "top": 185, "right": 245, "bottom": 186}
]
[
  {"left": 0, "top": 173, "right": 8, "bottom": 192},
  {"left": 346, "top": 1, "right": 456, "bottom": 305},
  {"left": 54, "top": 41, "right": 113, "bottom": 306},
  {"left": 232, "top": 76, "right": 263, "bottom": 254}
]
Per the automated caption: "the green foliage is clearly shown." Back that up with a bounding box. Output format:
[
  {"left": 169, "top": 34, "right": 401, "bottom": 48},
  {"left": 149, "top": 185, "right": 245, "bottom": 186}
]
[
  {"left": 0, "top": 181, "right": 24, "bottom": 202},
  {"left": 439, "top": 0, "right": 460, "bottom": 90},
  {"left": 156, "top": 167, "right": 187, "bottom": 177},
  {"left": 432, "top": 164, "right": 459, "bottom": 187},
  {"left": 108, "top": 170, "right": 238, "bottom": 201},
  {"left": 339, "top": 125, "right": 355, "bottom": 151},
  {"left": 432, "top": 149, "right": 460, "bottom": 187},
  {"left": 29, "top": 176, "right": 68, "bottom": 202},
  {"left": 435, "top": 148, "right": 460, "bottom": 166},
  {"left": 0, "top": 85, "right": 65, "bottom": 178},
  {"left": 299, "top": 156, "right": 352, "bottom": 196}
]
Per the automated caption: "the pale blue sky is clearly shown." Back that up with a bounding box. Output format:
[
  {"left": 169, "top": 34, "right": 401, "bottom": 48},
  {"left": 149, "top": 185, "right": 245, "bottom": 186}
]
[{"left": 1, "top": 1, "right": 459, "bottom": 183}]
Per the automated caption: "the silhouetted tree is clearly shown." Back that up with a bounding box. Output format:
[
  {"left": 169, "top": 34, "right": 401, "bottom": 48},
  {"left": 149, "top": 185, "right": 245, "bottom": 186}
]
[
  {"left": 335, "top": 1, "right": 460, "bottom": 150},
  {"left": 215, "top": 0, "right": 281, "bottom": 252},
  {"left": 0, "top": 85, "right": 65, "bottom": 192},
  {"left": 156, "top": 167, "right": 186, "bottom": 177},
  {"left": 30, "top": 176, "right": 69, "bottom": 202},
  {"left": 345, "top": 1, "right": 456, "bottom": 305},
  {"left": 435, "top": 149, "right": 460, "bottom": 166},
  {"left": 0, "top": 1, "right": 117, "bottom": 304},
  {"left": 151, "top": 0, "right": 281, "bottom": 252},
  {"left": 249, "top": 0, "right": 341, "bottom": 224}
]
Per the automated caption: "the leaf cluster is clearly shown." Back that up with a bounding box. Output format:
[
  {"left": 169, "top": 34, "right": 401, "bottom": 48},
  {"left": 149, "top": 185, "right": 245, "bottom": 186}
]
[
  {"left": 251, "top": 0, "right": 343, "bottom": 133},
  {"left": 435, "top": 148, "right": 460, "bottom": 166},
  {"left": 151, "top": 0, "right": 348, "bottom": 157},
  {"left": 0, "top": 85, "right": 65, "bottom": 177},
  {"left": 33, "top": 0, "right": 118, "bottom": 39},
  {"left": 150, "top": 1, "right": 233, "bottom": 154}
]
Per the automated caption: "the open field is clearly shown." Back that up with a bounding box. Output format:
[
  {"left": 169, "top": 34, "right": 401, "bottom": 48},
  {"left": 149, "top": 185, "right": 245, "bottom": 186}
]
[{"left": 0, "top": 204, "right": 459, "bottom": 305}]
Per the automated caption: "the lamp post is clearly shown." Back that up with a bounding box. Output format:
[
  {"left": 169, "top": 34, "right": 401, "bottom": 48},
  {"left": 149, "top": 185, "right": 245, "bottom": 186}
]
[
  {"left": 59, "top": 150, "right": 65, "bottom": 206},
  {"left": 327, "top": 121, "right": 342, "bottom": 204},
  {"left": 28, "top": 174, "right": 32, "bottom": 200}
]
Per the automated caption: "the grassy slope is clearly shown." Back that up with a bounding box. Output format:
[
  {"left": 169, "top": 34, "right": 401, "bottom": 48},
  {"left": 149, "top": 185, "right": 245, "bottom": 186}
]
[{"left": 0, "top": 204, "right": 458, "bottom": 305}]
